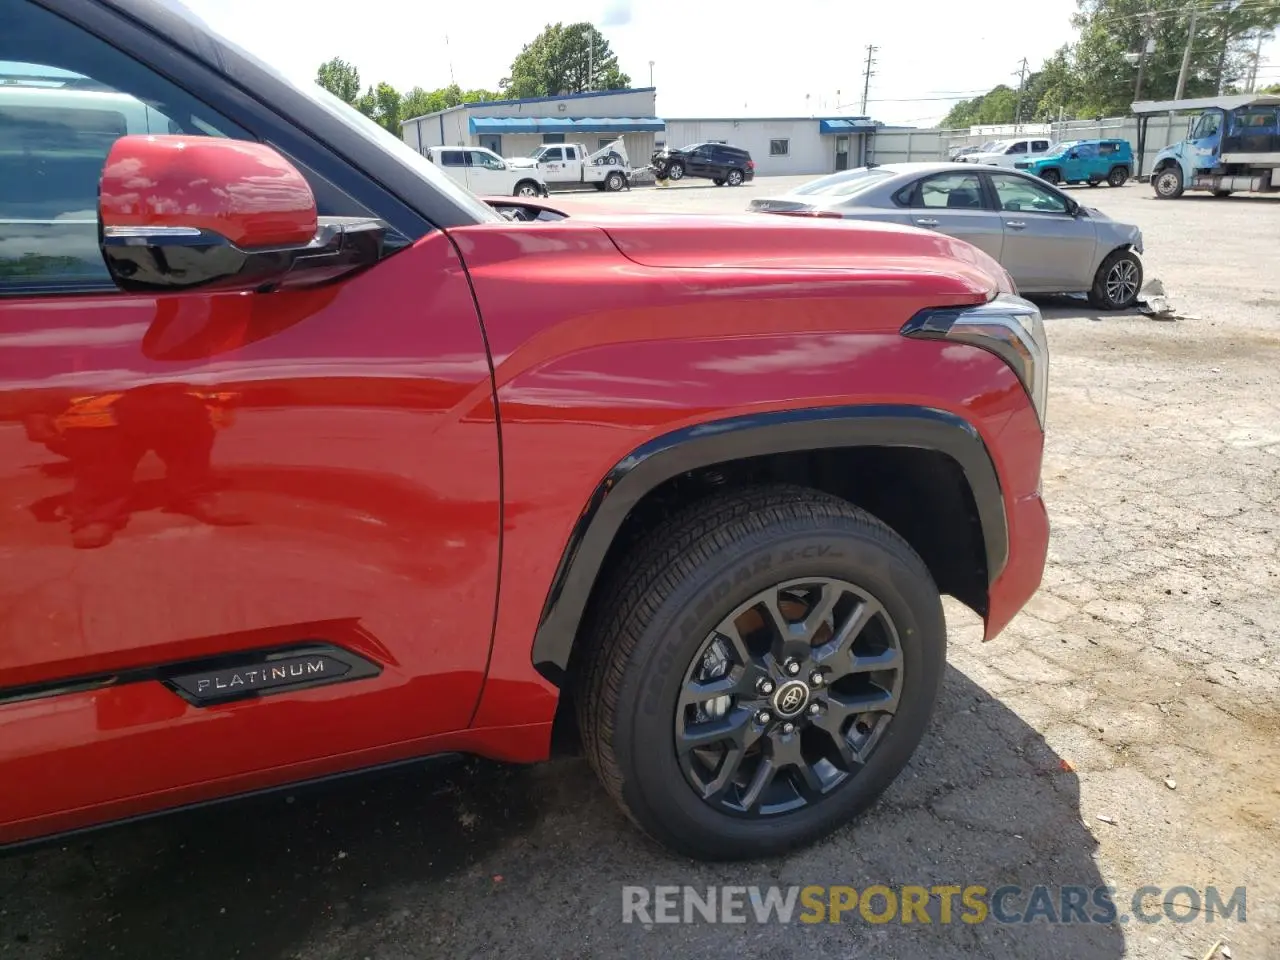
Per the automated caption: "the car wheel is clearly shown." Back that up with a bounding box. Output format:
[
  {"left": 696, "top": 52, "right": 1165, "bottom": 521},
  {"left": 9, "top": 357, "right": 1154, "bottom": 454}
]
[
  {"left": 1212, "top": 189, "right": 1232, "bottom": 198},
  {"left": 1088, "top": 249, "right": 1143, "bottom": 310},
  {"left": 1154, "top": 166, "right": 1183, "bottom": 199},
  {"left": 1040, "top": 169, "right": 1061, "bottom": 185},
  {"left": 575, "top": 484, "right": 945, "bottom": 861},
  {"left": 1087, "top": 179, "right": 1099, "bottom": 187},
  {"left": 606, "top": 171, "right": 626, "bottom": 192},
  {"left": 713, "top": 178, "right": 725, "bottom": 186},
  {"left": 726, "top": 169, "right": 745, "bottom": 186},
  {"left": 1107, "top": 166, "right": 1129, "bottom": 187},
  {"left": 514, "top": 180, "right": 541, "bottom": 198},
  {"left": 667, "top": 161, "right": 686, "bottom": 181}
]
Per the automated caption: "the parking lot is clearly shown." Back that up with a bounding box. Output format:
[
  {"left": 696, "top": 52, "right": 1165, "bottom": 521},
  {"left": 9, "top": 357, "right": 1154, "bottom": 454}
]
[{"left": 3, "top": 177, "right": 1279, "bottom": 960}]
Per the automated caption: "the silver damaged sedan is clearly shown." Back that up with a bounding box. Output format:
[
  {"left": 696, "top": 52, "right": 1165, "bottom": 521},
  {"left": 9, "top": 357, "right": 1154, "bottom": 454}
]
[{"left": 749, "top": 162, "right": 1145, "bottom": 310}]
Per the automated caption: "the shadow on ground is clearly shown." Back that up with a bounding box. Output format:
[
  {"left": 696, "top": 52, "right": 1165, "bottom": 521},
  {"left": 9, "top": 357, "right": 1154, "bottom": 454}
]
[{"left": 0, "top": 667, "right": 1125, "bottom": 960}]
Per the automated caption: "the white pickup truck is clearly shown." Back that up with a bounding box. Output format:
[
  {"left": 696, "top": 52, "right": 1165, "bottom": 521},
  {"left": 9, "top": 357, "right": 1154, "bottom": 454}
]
[
  {"left": 423, "top": 145, "right": 549, "bottom": 198},
  {"left": 508, "top": 139, "right": 631, "bottom": 192}
]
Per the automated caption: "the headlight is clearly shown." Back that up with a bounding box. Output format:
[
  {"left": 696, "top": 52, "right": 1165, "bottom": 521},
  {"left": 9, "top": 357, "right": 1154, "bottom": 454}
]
[{"left": 901, "top": 293, "right": 1049, "bottom": 427}]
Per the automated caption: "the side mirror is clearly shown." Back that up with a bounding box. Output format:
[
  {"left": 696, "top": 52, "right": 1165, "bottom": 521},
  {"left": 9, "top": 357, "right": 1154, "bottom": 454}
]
[
  {"left": 99, "top": 135, "right": 382, "bottom": 294},
  {"left": 1068, "top": 150, "right": 1079, "bottom": 159}
]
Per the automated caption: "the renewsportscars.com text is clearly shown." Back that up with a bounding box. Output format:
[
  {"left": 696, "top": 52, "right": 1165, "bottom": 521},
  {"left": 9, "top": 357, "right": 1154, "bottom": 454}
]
[{"left": 621, "top": 884, "right": 1247, "bottom": 926}]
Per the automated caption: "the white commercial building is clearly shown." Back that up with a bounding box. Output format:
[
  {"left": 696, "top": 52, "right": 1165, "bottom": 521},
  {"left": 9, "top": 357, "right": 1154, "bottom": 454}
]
[
  {"left": 661, "top": 117, "right": 877, "bottom": 176},
  {"left": 401, "top": 87, "right": 664, "bottom": 164}
]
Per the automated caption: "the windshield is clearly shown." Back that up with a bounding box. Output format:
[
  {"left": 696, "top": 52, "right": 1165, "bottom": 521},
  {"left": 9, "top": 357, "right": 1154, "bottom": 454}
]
[
  {"left": 986, "top": 140, "right": 1012, "bottom": 153},
  {"left": 790, "top": 167, "right": 894, "bottom": 198},
  {"left": 154, "top": 0, "right": 500, "bottom": 222},
  {"left": 979, "top": 141, "right": 997, "bottom": 152}
]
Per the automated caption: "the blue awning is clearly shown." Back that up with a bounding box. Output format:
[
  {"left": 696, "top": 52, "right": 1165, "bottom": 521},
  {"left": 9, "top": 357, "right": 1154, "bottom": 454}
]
[
  {"left": 819, "top": 119, "right": 876, "bottom": 134},
  {"left": 469, "top": 116, "right": 665, "bottom": 135}
]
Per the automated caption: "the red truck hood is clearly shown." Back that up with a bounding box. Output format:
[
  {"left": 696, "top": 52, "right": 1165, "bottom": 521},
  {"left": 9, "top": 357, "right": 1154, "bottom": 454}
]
[{"left": 584, "top": 213, "right": 1012, "bottom": 299}]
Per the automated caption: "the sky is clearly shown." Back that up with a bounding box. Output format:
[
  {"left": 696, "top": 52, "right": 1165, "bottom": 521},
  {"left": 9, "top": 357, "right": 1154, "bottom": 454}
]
[{"left": 183, "top": 0, "right": 1278, "bottom": 127}]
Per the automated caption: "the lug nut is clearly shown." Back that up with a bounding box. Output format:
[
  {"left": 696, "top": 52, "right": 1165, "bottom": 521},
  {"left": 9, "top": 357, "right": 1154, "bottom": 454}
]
[
  {"left": 810, "top": 672, "right": 824, "bottom": 686},
  {"left": 782, "top": 722, "right": 795, "bottom": 734},
  {"left": 757, "top": 711, "right": 772, "bottom": 725},
  {"left": 808, "top": 702, "right": 821, "bottom": 716},
  {"left": 757, "top": 679, "right": 775, "bottom": 695},
  {"left": 785, "top": 660, "right": 801, "bottom": 676}
]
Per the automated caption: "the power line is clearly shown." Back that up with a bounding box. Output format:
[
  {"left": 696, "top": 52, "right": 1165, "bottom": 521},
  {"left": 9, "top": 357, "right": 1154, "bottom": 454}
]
[{"left": 860, "top": 44, "right": 878, "bottom": 114}]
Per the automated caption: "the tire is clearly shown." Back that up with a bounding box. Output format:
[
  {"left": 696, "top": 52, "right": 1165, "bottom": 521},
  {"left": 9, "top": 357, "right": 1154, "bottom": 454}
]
[
  {"left": 666, "top": 161, "right": 685, "bottom": 181},
  {"left": 575, "top": 484, "right": 946, "bottom": 861},
  {"left": 514, "top": 180, "right": 541, "bottom": 198},
  {"left": 1040, "top": 168, "right": 1061, "bottom": 185},
  {"left": 1107, "top": 166, "right": 1129, "bottom": 187},
  {"left": 1154, "top": 165, "right": 1183, "bottom": 199},
  {"left": 1213, "top": 189, "right": 1232, "bottom": 198},
  {"left": 726, "top": 168, "right": 745, "bottom": 186},
  {"left": 712, "top": 178, "right": 725, "bottom": 186},
  {"left": 1088, "top": 248, "right": 1143, "bottom": 310},
  {"left": 607, "top": 153, "right": 620, "bottom": 166},
  {"left": 605, "top": 171, "right": 625, "bottom": 192},
  {"left": 1087, "top": 179, "right": 1099, "bottom": 187}
]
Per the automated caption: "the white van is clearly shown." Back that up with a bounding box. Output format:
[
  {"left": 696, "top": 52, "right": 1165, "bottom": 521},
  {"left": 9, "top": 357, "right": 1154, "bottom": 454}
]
[
  {"left": 423, "top": 146, "right": 548, "bottom": 198},
  {"left": 962, "top": 137, "right": 1054, "bottom": 168}
]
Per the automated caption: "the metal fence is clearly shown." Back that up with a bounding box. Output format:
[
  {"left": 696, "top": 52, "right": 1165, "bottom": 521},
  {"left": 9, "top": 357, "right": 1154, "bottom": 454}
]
[{"left": 871, "top": 115, "right": 1187, "bottom": 177}]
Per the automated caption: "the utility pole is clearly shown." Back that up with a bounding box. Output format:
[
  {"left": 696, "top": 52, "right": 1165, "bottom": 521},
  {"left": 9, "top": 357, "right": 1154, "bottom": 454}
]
[
  {"left": 1014, "top": 57, "right": 1029, "bottom": 126},
  {"left": 1133, "top": 15, "right": 1157, "bottom": 103},
  {"left": 860, "top": 45, "right": 878, "bottom": 115},
  {"left": 649, "top": 60, "right": 655, "bottom": 87},
  {"left": 1246, "top": 31, "right": 1264, "bottom": 91},
  {"left": 1174, "top": 2, "right": 1199, "bottom": 101}
]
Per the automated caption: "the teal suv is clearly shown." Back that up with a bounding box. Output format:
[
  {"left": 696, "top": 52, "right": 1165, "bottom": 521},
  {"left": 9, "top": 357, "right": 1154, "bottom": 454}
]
[{"left": 1016, "top": 139, "right": 1133, "bottom": 188}]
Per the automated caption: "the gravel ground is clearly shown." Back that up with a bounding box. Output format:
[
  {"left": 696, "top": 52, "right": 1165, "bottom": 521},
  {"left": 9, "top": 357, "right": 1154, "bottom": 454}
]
[{"left": 2, "top": 178, "right": 1278, "bottom": 960}]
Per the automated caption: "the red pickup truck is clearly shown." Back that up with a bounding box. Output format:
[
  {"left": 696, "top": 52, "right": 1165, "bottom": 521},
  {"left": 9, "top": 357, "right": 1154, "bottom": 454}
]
[{"left": 0, "top": 0, "right": 1049, "bottom": 860}]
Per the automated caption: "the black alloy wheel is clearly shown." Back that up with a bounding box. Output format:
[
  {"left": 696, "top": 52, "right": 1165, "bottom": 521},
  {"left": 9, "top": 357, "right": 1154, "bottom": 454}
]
[{"left": 675, "top": 577, "right": 903, "bottom": 817}]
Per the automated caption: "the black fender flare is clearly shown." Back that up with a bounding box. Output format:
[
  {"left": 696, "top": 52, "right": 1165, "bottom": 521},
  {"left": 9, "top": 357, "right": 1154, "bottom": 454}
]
[{"left": 531, "top": 404, "right": 1008, "bottom": 685}]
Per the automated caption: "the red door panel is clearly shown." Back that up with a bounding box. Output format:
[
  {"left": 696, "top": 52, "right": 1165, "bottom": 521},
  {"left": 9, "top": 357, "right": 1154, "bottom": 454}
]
[{"left": 0, "top": 232, "right": 500, "bottom": 837}]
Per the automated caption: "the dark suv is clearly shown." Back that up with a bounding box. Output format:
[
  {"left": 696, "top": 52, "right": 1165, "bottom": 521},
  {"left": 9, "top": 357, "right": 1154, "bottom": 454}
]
[{"left": 652, "top": 142, "right": 755, "bottom": 186}]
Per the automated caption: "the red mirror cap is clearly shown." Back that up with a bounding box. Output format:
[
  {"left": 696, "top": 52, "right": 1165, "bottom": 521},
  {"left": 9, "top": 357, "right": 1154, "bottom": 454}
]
[{"left": 100, "top": 135, "right": 318, "bottom": 250}]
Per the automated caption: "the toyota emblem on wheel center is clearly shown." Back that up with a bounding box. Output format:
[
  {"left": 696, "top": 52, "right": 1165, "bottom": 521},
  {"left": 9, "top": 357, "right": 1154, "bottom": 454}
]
[{"left": 772, "top": 680, "right": 810, "bottom": 718}]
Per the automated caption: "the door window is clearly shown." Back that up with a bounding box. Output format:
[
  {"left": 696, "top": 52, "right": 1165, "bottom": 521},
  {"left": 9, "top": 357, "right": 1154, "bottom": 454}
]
[
  {"left": 912, "top": 172, "right": 986, "bottom": 209},
  {"left": 438, "top": 150, "right": 465, "bottom": 166},
  {"left": 1, "top": 0, "right": 382, "bottom": 295},
  {"left": 988, "top": 174, "right": 1070, "bottom": 214},
  {"left": 540, "top": 147, "right": 564, "bottom": 161},
  {"left": 467, "top": 150, "right": 504, "bottom": 170},
  {"left": 564, "top": 146, "right": 578, "bottom": 160},
  {"left": 1032, "top": 140, "right": 1050, "bottom": 153},
  {"left": 1006, "top": 141, "right": 1028, "bottom": 154},
  {"left": 1191, "top": 111, "right": 1221, "bottom": 140}
]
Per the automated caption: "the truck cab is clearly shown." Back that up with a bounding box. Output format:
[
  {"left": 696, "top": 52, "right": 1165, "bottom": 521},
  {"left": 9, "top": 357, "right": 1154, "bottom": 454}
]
[
  {"left": 1136, "top": 94, "right": 1280, "bottom": 198},
  {"left": 423, "top": 145, "right": 548, "bottom": 198},
  {"left": 963, "top": 137, "right": 1054, "bottom": 168}
]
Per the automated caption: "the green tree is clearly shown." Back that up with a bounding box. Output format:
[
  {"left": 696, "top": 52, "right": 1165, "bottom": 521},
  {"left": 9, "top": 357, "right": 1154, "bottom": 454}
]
[
  {"left": 943, "top": 0, "right": 1280, "bottom": 125},
  {"left": 1262, "top": 82, "right": 1280, "bottom": 93},
  {"left": 502, "top": 23, "right": 630, "bottom": 98},
  {"left": 315, "top": 57, "right": 362, "bottom": 105}
]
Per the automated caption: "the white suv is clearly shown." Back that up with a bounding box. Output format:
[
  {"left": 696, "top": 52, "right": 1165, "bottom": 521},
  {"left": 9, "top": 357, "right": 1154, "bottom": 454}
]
[
  {"left": 961, "top": 137, "right": 1054, "bottom": 168},
  {"left": 424, "top": 146, "right": 547, "bottom": 198}
]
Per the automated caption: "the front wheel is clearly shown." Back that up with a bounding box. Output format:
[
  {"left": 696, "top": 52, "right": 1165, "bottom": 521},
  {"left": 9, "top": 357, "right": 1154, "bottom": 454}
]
[
  {"left": 1154, "top": 166, "right": 1184, "bottom": 199},
  {"left": 1088, "top": 249, "right": 1143, "bottom": 310},
  {"left": 666, "top": 161, "right": 686, "bottom": 181},
  {"left": 575, "top": 485, "right": 946, "bottom": 861},
  {"left": 1107, "top": 166, "right": 1129, "bottom": 187}
]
